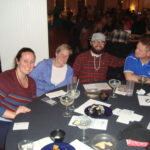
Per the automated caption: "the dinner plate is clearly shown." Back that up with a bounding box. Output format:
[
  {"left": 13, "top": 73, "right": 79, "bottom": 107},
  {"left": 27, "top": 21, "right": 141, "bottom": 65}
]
[
  {"left": 84, "top": 104, "right": 112, "bottom": 118},
  {"left": 41, "top": 142, "right": 75, "bottom": 150}
]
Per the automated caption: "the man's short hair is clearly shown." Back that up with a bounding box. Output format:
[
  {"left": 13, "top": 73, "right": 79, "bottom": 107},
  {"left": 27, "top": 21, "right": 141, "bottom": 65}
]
[{"left": 139, "top": 37, "right": 150, "bottom": 51}]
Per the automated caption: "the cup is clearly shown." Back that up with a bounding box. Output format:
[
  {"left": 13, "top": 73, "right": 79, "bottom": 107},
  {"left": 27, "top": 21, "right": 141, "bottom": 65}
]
[
  {"left": 67, "top": 83, "right": 76, "bottom": 92},
  {"left": 126, "top": 81, "right": 134, "bottom": 96},
  {"left": 18, "top": 140, "right": 34, "bottom": 150}
]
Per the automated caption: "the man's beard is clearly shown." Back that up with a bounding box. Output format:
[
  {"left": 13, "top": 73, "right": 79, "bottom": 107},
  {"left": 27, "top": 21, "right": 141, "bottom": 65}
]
[{"left": 91, "top": 46, "right": 104, "bottom": 55}]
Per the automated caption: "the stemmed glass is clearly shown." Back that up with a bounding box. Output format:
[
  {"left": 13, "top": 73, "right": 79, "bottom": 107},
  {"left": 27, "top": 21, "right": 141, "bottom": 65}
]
[
  {"left": 18, "top": 140, "right": 34, "bottom": 150},
  {"left": 67, "top": 83, "right": 80, "bottom": 111},
  {"left": 138, "top": 76, "right": 148, "bottom": 88},
  {"left": 109, "top": 79, "right": 121, "bottom": 98},
  {"left": 60, "top": 95, "right": 74, "bottom": 117},
  {"left": 75, "top": 115, "right": 91, "bottom": 143}
]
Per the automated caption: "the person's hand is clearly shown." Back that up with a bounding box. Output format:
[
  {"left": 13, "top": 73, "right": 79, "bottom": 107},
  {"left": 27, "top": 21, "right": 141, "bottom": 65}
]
[{"left": 16, "top": 106, "right": 31, "bottom": 116}]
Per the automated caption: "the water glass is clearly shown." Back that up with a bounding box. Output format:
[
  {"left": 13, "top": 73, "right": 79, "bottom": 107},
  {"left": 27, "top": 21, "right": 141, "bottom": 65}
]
[{"left": 126, "top": 81, "right": 134, "bottom": 96}]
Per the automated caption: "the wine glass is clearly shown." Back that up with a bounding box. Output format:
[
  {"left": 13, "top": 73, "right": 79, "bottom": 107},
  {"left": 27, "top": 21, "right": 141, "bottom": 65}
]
[
  {"left": 138, "top": 76, "right": 148, "bottom": 88},
  {"left": 67, "top": 83, "right": 80, "bottom": 111},
  {"left": 60, "top": 95, "right": 74, "bottom": 117},
  {"left": 75, "top": 115, "right": 91, "bottom": 143},
  {"left": 18, "top": 140, "right": 34, "bottom": 150},
  {"left": 109, "top": 79, "right": 121, "bottom": 98}
]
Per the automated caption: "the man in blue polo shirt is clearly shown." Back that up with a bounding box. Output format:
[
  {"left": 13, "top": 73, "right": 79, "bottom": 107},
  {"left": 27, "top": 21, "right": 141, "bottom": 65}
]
[{"left": 124, "top": 37, "right": 150, "bottom": 83}]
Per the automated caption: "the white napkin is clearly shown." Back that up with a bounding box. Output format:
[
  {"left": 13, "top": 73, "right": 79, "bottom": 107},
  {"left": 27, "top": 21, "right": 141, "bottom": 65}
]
[
  {"left": 136, "top": 89, "right": 146, "bottom": 95},
  {"left": 138, "top": 95, "right": 150, "bottom": 106},
  {"left": 46, "top": 90, "right": 66, "bottom": 98},
  {"left": 33, "top": 137, "right": 53, "bottom": 150},
  {"left": 83, "top": 82, "right": 111, "bottom": 91},
  {"left": 69, "top": 115, "right": 108, "bottom": 130},
  {"left": 113, "top": 108, "right": 143, "bottom": 124},
  {"left": 13, "top": 122, "right": 29, "bottom": 130},
  {"left": 74, "top": 99, "right": 111, "bottom": 115},
  {"left": 70, "top": 139, "right": 94, "bottom": 150},
  {"left": 115, "top": 85, "right": 127, "bottom": 96}
]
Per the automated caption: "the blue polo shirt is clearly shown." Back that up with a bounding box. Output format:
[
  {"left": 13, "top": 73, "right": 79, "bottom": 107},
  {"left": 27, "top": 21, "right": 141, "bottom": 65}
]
[{"left": 124, "top": 53, "right": 150, "bottom": 78}]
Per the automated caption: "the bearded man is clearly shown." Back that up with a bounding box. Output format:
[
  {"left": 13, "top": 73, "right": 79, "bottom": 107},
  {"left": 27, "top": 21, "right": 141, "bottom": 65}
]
[{"left": 73, "top": 32, "right": 124, "bottom": 83}]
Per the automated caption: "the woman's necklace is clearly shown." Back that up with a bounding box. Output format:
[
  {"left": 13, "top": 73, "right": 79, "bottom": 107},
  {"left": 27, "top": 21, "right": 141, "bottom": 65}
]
[
  {"left": 94, "top": 55, "right": 101, "bottom": 71},
  {"left": 16, "top": 70, "right": 28, "bottom": 88}
]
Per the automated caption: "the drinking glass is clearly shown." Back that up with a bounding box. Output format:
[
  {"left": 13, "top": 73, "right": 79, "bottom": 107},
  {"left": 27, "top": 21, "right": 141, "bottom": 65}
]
[
  {"left": 18, "top": 140, "right": 33, "bottom": 150},
  {"left": 67, "top": 83, "right": 80, "bottom": 111},
  {"left": 60, "top": 95, "right": 74, "bottom": 117},
  {"left": 109, "top": 79, "right": 121, "bottom": 98},
  {"left": 76, "top": 115, "right": 91, "bottom": 143},
  {"left": 138, "top": 76, "right": 148, "bottom": 88}
]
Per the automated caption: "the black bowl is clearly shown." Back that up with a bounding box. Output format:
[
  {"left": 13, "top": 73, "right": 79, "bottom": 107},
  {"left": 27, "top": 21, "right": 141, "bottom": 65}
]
[
  {"left": 50, "top": 129, "right": 65, "bottom": 142},
  {"left": 99, "top": 92, "right": 109, "bottom": 101}
]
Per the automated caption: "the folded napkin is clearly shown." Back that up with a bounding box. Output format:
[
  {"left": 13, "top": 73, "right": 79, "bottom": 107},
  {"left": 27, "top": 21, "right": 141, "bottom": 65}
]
[
  {"left": 83, "top": 82, "right": 111, "bottom": 91},
  {"left": 115, "top": 85, "right": 127, "bottom": 96},
  {"left": 70, "top": 139, "right": 94, "bottom": 150},
  {"left": 46, "top": 90, "right": 66, "bottom": 98},
  {"left": 138, "top": 95, "right": 150, "bottom": 106},
  {"left": 136, "top": 89, "right": 146, "bottom": 95}
]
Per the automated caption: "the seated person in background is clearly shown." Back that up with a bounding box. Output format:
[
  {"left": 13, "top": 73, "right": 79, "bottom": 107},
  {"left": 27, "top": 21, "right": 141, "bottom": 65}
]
[
  {"left": 142, "top": 21, "right": 150, "bottom": 37},
  {"left": 0, "top": 48, "right": 36, "bottom": 148},
  {"left": 73, "top": 33, "right": 124, "bottom": 83},
  {"left": 124, "top": 37, "right": 150, "bottom": 83},
  {"left": 111, "top": 21, "right": 131, "bottom": 44},
  {"left": 30, "top": 44, "right": 73, "bottom": 96}
]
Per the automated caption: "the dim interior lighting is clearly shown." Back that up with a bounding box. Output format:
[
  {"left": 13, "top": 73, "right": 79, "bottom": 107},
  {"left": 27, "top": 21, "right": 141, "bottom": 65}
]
[
  {"left": 130, "top": 4, "right": 135, "bottom": 11},
  {"left": 85, "top": 0, "right": 87, "bottom": 6},
  {"left": 64, "top": 0, "right": 67, "bottom": 11}
]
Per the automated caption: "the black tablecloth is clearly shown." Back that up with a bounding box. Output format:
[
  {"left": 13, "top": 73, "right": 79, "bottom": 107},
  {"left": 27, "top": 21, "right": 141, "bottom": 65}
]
[{"left": 5, "top": 83, "right": 150, "bottom": 150}]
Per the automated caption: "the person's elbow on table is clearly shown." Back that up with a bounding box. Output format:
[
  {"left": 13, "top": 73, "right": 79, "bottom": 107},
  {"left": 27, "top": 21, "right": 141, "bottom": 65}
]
[
  {"left": 2, "top": 106, "right": 31, "bottom": 120},
  {"left": 124, "top": 72, "right": 140, "bottom": 83}
]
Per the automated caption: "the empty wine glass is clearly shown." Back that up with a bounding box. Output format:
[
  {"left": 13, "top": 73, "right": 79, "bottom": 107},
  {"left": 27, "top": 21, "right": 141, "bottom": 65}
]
[
  {"left": 138, "top": 76, "right": 148, "bottom": 88},
  {"left": 67, "top": 83, "right": 80, "bottom": 111},
  {"left": 109, "top": 79, "right": 121, "bottom": 98},
  {"left": 60, "top": 95, "right": 74, "bottom": 117},
  {"left": 18, "top": 140, "right": 34, "bottom": 150},
  {"left": 74, "top": 115, "right": 91, "bottom": 143}
]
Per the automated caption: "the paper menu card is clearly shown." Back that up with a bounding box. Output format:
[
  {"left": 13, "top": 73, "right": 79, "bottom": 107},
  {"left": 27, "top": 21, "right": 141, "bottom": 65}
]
[
  {"left": 13, "top": 122, "right": 29, "bottom": 130},
  {"left": 138, "top": 95, "right": 150, "bottom": 106},
  {"left": 69, "top": 115, "right": 108, "bottom": 130},
  {"left": 74, "top": 99, "right": 111, "bottom": 115},
  {"left": 83, "top": 83, "right": 111, "bottom": 91},
  {"left": 46, "top": 90, "right": 66, "bottom": 98}
]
